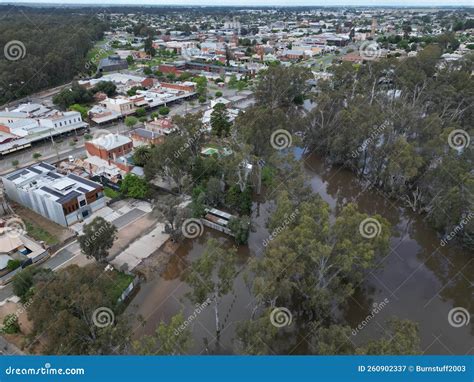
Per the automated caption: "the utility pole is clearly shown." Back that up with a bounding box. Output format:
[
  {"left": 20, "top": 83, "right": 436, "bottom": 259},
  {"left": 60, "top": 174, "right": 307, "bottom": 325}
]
[{"left": 50, "top": 130, "right": 60, "bottom": 162}]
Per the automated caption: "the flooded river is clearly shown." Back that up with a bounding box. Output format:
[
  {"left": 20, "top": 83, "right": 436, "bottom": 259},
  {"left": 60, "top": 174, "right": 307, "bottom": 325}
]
[{"left": 127, "top": 150, "right": 473, "bottom": 355}]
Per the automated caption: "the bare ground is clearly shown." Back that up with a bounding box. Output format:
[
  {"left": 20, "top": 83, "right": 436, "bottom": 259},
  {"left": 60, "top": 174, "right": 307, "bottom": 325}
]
[
  {"left": 109, "top": 212, "right": 157, "bottom": 258},
  {"left": 11, "top": 203, "right": 75, "bottom": 243},
  {"left": 134, "top": 239, "right": 179, "bottom": 280}
]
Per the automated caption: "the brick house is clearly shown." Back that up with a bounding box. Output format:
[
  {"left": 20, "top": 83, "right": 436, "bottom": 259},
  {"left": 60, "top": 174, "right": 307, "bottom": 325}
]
[{"left": 85, "top": 133, "right": 133, "bottom": 162}]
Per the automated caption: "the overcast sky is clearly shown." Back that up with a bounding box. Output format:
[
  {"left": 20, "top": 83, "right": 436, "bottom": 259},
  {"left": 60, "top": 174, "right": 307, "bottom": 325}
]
[{"left": 1, "top": 0, "right": 472, "bottom": 7}]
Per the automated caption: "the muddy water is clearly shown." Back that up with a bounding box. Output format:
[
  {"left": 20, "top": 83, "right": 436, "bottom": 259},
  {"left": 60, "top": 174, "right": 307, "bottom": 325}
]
[{"left": 127, "top": 150, "right": 473, "bottom": 355}]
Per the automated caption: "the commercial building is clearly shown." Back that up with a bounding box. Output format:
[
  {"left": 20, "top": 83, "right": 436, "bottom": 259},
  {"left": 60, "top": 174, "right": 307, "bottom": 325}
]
[
  {"left": 97, "top": 55, "right": 129, "bottom": 73},
  {"left": 101, "top": 97, "right": 136, "bottom": 116},
  {"left": 1, "top": 162, "right": 105, "bottom": 227},
  {"left": 0, "top": 104, "right": 88, "bottom": 156}
]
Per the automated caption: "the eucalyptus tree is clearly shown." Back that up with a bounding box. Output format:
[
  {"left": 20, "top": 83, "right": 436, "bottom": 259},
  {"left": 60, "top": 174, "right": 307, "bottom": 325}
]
[{"left": 184, "top": 239, "right": 237, "bottom": 341}]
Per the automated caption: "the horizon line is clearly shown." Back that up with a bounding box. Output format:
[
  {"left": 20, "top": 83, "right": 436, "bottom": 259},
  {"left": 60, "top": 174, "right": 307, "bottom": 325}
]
[{"left": 1, "top": 2, "right": 473, "bottom": 8}]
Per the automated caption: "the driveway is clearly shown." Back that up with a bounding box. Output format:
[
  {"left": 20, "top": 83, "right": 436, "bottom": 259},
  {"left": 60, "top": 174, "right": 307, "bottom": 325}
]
[{"left": 0, "top": 200, "right": 153, "bottom": 302}]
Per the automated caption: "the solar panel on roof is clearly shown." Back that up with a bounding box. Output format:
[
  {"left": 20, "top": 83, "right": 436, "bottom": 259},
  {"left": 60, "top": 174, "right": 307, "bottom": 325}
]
[
  {"left": 40, "top": 186, "right": 63, "bottom": 198},
  {"left": 47, "top": 171, "right": 61, "bottom": 179},
  {"left": 67, "top": 173, "right": 100, "bottom": 189},
  {"left": 57, "top": 191, "right": 81, "bottom": 204},
  {"left": 29, "top": 167, "right": 43, "bottom": 174},
  {"left": 6, "top": 170, "right": 28, "bottom": 181},
  {"left": 37, "top": 162, "right": 55, "bottom": 171}
]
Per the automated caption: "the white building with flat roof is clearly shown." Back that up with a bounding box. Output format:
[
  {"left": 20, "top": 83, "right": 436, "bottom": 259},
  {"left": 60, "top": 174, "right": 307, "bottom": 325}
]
[
  {"left": 0, "top": 107, "right": 88, "bottom": 156},
  {"left": 2, "top": 162, "right": 105, "bottom": 226}
]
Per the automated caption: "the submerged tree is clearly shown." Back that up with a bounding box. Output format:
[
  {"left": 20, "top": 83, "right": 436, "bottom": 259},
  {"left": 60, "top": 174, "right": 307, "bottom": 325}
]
[
  {"left": 248, "top": 192, "right": 390, "bottom": 331},
  {"left": 308, "top": 318, "right": 421, "bottom": 355},
  {"left": 235, "top": 308, "right": 279, "bottom": 355},
  {"left": 184, "top": 239, "right": 237, "bottom": 341},
  {"left": 303, "top": 45, "right": 474, "bottom": 249},
  {"left": 133, "top": 313, "right": 193, "bottom": 355},
  {"left": 153, "top": 195, "right": 191, "bottom": 242}
]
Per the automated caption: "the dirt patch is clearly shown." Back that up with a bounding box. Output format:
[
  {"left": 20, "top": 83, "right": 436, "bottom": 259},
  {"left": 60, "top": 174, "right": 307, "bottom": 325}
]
[
  {"left": 11, "top": 203, "right": 75, "bottom": 244},
  {"left": 134, "top": 239, "right": 179, "bottom": 280},
  {"left": 0, "top": 300, "right": 34, "bottom": 353},
  {"left": 109, "top": 212, "right": 157, "bottom": 258}
]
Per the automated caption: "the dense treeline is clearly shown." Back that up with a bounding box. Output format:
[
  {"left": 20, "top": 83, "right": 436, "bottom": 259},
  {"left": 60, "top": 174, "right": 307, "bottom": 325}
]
[
  {"left": 53, "top": 81, "right": 117, "bottom": 110},
  {"left": 305, "top": 46, "right": 474, "bottom": 250},
  {"left": 0, "top": 9, "right": 107, "bottom": 106}
]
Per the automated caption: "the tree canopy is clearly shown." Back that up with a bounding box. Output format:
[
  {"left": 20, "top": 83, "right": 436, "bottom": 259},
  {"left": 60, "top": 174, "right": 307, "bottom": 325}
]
[
  {"left": 304, "top": 47, "right": 473, "bottom": 249},
  {"left": 0, "top": 9, "right": 106, "bottom": 105},
  {"left": 26, "top": 264, "right": 131, "bottom": 354},
  {"left": 78, "top": 216, "right": 117, "bottom": 263}
]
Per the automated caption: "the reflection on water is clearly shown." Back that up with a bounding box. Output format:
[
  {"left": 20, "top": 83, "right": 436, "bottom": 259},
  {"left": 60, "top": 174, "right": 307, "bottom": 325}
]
[{"left": 127, "top": 152, "right": 473, "bottom": 355}]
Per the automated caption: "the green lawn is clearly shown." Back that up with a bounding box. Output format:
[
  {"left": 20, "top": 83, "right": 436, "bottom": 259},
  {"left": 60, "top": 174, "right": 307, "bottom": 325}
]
[
  {"left": 86, "top": 40, "right": 115, "bottom": 62},
  {"left": 24, "top": 220, "right": 59, "bottom": 245},
  {"left": 110, "top": 271, "right": 134, "bottom": 303}
]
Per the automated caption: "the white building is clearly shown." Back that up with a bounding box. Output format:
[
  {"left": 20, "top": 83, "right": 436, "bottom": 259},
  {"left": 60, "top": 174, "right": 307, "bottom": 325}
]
[
  {"left": 2, "top": 162, "right": 105, "bottom": 226},
  {"left": 0, "top": 108, "right": 88, "bottom": 156}
]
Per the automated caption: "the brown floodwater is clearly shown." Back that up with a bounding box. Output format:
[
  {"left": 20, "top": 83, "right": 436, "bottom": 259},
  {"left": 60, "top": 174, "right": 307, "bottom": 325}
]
[{"left": 126, "top": 149, "right": 473, "bottom": 355}]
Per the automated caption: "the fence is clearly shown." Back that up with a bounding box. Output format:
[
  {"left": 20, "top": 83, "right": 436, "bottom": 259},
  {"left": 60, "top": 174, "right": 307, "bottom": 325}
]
[{"left": 118, "top": 275, "right": 140, "bottom": 303}]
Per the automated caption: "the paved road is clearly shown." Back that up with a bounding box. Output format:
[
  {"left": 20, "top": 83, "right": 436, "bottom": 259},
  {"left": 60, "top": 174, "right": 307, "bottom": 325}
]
[
  {"left": 113, "top": 208, "right": 147, "bottom": 229},
  {"left": 0, "top": 335, "right": 23, "bottom": 355},
  {"left": 0, "top": 206, "right": 148, "bottom": 302},
  {"left": 0, "top": 84, "right": 244, "bottom": 174},
  {"left": 0, "top": 122, "right": 130, "bottom": 174},
  {"left": 0, "top": 241, "right": 80, "bottom": 301},
  {"left": 43, "top": 242, "right": 81, "bottom": 270}
]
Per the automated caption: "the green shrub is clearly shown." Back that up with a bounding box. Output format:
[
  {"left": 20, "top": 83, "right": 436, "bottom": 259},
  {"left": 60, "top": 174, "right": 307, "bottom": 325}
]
[
  {"left": 7, "top": 259, "right": 22, "bottom": 272},
  {"left": 104, "top": 187, "right": 120, "bottom": 199},
  {"left": 1, "top": 314, "right": 20, "bottom": 334}
]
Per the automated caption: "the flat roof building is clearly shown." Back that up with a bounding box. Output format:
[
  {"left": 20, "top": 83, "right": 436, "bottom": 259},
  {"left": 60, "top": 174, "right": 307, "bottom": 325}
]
[{"left": 1, "top": 162, "right": 105, "bottom": 227}]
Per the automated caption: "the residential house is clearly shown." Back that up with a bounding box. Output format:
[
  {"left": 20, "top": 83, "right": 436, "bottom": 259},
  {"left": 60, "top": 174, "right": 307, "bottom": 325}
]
[{"left": 84, "top": 133, "right": 134, "bottom": 176}]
